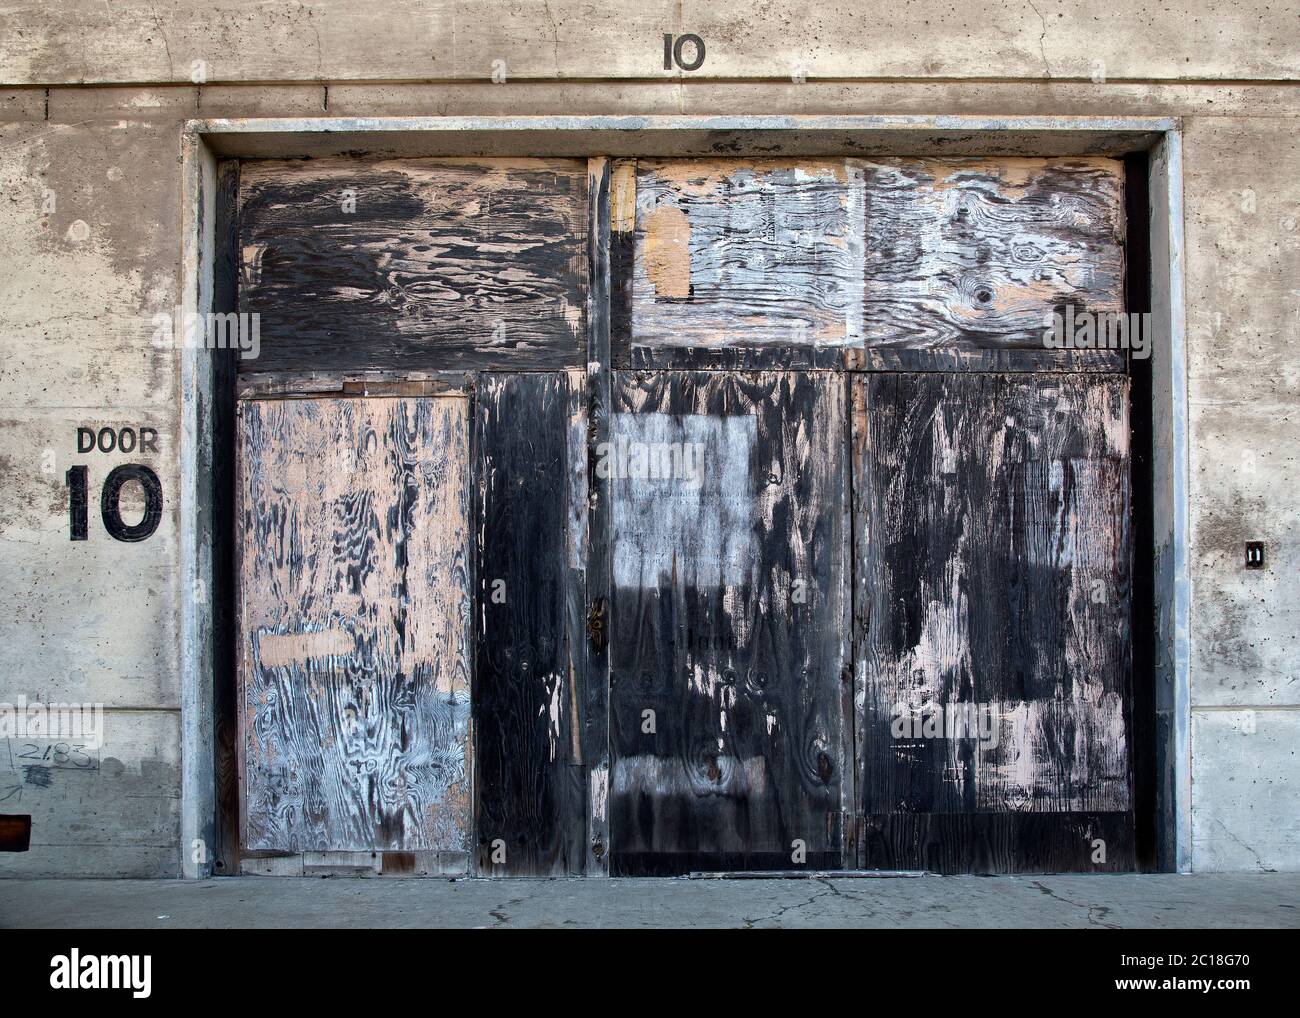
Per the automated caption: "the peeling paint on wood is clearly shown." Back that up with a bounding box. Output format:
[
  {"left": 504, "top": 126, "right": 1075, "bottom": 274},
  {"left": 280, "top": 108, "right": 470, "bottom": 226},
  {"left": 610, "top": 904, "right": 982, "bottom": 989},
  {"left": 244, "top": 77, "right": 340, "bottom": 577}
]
[
  {"left": 608, "top": 370, "right": 850, "bottom": 874},
  {"left": 238, "top": 157, "right": 588, "bottom": 373},
  {"left": 622, "top": 160, "right": 866, "bottom": 361},
  {"left": 859, "top": 158, "right": 1125, "bottom": 355},
  {"left": 474, "top": 371, "right": 586, "bottom": 876},
  {"left": 852, "top": 373, "right": 1133, "bottom": 872},
  {"left": 237, "top": 396, "right": 473, "bottom": 853}
]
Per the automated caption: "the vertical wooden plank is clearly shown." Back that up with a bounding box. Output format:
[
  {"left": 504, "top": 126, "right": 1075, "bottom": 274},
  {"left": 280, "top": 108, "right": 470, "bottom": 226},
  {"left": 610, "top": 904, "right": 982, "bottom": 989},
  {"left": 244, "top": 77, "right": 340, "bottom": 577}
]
[
  {"left": 609, "top": 159, "right": 636, "bottom": 369},
  {"left": 212, "top": 158, "right": 241, "bottom": 875},
  {"left": 237, "top": 396, "right": 473, "bottom": 858},
  {"left": 584, "top": 156, "right": 613, "bottom": 875},
  {"left": 473, "top": 371, "right": 586, "bottom": 875},
  {"left": 608, "top": 370, "right": 849, "bottom": 874},
  {"left": 853, "top": 373, "right": 1134, "bottom": 873}
]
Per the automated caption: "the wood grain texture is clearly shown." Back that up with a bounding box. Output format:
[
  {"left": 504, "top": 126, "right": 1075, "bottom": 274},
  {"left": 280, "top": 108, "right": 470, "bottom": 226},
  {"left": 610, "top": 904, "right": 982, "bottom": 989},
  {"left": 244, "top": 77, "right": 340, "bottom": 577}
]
[
  {"left": 608, "top": 371, "right": 851, "bottom": 874},
  {"left": 621, "top": 160, "right": 865, "bottom": 362},
  {"left": 212, "top": 158, "right": 242, "bottom": 875},
  {"left": 237, "top": 396, "right": 472, "bottom": 854},
  {"left": 860, "top": 158, "right": 1125, "bottom": 355},
  {"left": 584, "top": 157, "right": 614, "bottom": 874},
  {"left": 474, "top": 371, "right": 586, "bottom": 876},
  {"left": 860, "top": 812, "right": 1136, "bottom": 874},
  {"left": 853, "top": 373, "right": 1133, "bottom": 871},
  {"left": 239, "top": 158, "right": 588, "bottom": 373}
]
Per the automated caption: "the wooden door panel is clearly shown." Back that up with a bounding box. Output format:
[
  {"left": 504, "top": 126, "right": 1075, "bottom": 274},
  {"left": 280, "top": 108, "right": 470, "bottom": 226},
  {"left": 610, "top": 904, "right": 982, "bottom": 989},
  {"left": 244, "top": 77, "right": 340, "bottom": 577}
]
[
  {"left": 614, "top": 159, "right": 866, "bottom": 369},
  {"left": 859, "top": 158, "right": 1126, "bottom": 357},
  {"left": 853, "top": 373, "right": 1134, "bottom": 872},
  {"left": 238, "top": 157, "right": 589, "bottom": 374},
  {"left": 608, "top": 370, "right": 851, "bottom": 874},
  {"left": 236, "top": 396, "right": 473, "bottom": 855},
  {"left": 473, "top": 371, "right": 588, "bottom": 875}
]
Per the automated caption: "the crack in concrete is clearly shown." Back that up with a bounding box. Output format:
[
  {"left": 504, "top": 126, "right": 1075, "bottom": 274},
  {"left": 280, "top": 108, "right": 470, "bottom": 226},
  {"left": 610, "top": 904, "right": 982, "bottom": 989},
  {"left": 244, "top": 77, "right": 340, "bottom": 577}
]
[
  {"left": 1026, "top": 1, "right": 1053, "bottom": 80},
  {"left": 1214, "top": 819, "right": 1277, "bottom": 873},
  {"left": 143, "top": 1, "right": 176, "bottom": 79},
  {"left": 486, "top": 895, "right": 528, "bottom": 928},
  {"left": 541, "top": 0, "right": 561, "bottom": 78},
  {"left": 1030, "top": 880, "right": 1120, "bottom": 929},
  {"left": 741, "top": 877, "right": 844, "bottom": 928}
]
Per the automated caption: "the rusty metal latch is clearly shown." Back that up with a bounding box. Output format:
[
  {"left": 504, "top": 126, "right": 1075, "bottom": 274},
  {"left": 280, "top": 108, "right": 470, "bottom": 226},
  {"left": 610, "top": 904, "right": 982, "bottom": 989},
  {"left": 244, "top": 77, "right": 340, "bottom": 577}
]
[{"left": 586, "top": 597, "right": 607, "bottom": 654}]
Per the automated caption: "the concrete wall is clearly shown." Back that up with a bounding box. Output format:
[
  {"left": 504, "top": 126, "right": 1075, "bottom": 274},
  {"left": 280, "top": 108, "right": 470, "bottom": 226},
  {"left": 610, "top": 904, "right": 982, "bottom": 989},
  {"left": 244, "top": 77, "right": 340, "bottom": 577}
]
[{"left": 0, "top": 1, "right": 1295, "bottom": 875}]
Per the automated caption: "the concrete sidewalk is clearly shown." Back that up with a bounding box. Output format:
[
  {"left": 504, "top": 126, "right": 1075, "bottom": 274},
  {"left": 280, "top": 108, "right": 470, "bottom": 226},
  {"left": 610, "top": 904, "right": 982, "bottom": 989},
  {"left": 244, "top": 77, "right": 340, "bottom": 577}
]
[{"left": 1, "top": 873, "right": 1297, "bottom": 928}]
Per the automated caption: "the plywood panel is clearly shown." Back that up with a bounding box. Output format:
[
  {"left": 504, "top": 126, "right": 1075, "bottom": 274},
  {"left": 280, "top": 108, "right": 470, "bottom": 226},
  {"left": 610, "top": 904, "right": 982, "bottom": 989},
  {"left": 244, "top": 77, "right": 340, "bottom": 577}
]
[
  {"left": 237, "top": 396, "right": 472, "bottom": 853},
  {"left": 474, "top": 371, "right": 587, "bottom": 875},
  {"left": 239, "top": 158, "right": 588, "bottom": 373},
  {"left": 853, "top": 373, "right": 1133, "bottom": 872},
  {"left": 608, "top": 371, "right": 850, "bottom": 873},
  {"left": 860, "top": 158, "right": 1125, "bottom": 355},
  {"left": 622, "top": 160, "right": 864, "bottom": 365}
]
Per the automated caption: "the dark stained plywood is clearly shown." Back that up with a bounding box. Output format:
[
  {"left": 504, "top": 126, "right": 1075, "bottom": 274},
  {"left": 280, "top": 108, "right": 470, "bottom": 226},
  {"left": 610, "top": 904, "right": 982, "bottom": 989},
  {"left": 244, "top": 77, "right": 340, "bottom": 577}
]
[
  {"left": 852, "top": 373, "right": 1133, "bottom": 873},
  {"left": 608, "top": 371, "right": 851, "bottom": 874},
  {"left": 621, "top": 160, "right": 865, "bottom": 364},
  {"left": 239, "top": 158, "right": 588, "bottom": 373},
  {"left": 236, "top": 396, "right": 473, "bottom": 856},
  {"left": 860, "top": 158, "right": 1125, "bottom": 354},
  {"left": 585, "top": 158, "right": 616, "bottom": 874},
  {"left": 474, "top": 371, "right": 587, "bottom": 876},
  {"left": 860, "top": 812, "right": 1136, "bottom": 873}
]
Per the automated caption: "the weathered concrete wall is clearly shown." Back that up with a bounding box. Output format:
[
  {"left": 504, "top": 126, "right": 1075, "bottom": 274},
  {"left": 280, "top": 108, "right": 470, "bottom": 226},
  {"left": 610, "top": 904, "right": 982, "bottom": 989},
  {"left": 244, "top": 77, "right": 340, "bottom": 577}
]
[
  {"left": 0, "top": 2, "right": 1295, "bottom": 875},
  {"left": 0, "top": 96, "right": 184, "bottom": 876},
  {"left": 2, "top": 1, "right": 1297, "bottom": 83},
  {"left": 1182, "top": 116, "right": 1300, "bottom": 871}
]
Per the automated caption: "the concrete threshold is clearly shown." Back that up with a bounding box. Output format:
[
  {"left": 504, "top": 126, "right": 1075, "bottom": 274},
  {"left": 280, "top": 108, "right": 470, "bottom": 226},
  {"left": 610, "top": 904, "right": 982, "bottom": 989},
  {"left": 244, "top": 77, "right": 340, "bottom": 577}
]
[{"left": 1, "top": 873, "right": 1297, "bottom": 929}]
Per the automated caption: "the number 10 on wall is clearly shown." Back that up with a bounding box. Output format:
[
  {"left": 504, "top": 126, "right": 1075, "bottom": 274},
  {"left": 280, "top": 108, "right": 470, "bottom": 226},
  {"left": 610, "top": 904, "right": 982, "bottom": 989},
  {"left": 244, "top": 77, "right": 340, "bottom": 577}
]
[{"left": 66, "top": 464, "right": 163, "bottom": 542}]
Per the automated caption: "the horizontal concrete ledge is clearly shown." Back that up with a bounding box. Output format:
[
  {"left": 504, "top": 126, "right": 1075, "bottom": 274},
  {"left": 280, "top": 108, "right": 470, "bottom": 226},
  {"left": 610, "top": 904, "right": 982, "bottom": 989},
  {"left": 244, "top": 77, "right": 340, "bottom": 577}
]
[{"left": 190, "top": 114, "right": 1178, "bottom": 159}]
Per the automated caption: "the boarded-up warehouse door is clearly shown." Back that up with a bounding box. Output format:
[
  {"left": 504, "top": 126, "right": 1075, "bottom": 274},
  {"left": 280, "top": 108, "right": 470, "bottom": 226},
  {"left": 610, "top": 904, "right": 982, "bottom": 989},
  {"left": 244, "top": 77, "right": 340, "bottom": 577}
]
[
  {"left": 606, "top": 372, "right": 851, "bottom": 875},
  {"left": 236, "top": 396, "right": 473, "bottom": 868},
  {"left": 853, "top": 373, "right": 1134, "bottom": 872},
  {"left": 602, "top": 159, "right": 862, "bottom": 875}
]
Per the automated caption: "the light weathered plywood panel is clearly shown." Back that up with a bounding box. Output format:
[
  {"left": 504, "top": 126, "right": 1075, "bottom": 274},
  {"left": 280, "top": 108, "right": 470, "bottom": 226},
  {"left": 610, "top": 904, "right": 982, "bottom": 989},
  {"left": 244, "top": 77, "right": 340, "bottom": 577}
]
[
  {"left": 239, "top": 158, "right": 588, "bottom": 373},
  {"left": 237, "top": 396, "right": 472, "bottom": 853},
  {"left": 624, "top": 160, "right": 864, "bottom": 364},
  {"left": 853, "top": 373, "right": 1133, "bottom": 871},
  {"left": 608, "top": 371, "right": 850, "bottom": 873},
  {"left": 860, "top": 158, "right": 1125, "bottom": 354}
]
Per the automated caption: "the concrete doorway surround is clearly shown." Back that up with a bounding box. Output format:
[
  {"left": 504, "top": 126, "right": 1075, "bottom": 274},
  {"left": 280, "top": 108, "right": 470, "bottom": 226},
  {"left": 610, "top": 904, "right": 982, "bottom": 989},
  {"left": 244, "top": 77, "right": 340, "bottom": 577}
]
[{"left": 178, "top": 115, "right": 1190, "bottom": 878}]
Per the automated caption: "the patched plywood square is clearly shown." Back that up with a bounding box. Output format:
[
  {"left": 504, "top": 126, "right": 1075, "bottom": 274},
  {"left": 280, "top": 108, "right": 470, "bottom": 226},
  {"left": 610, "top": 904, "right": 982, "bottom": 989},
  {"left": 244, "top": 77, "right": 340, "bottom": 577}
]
[
  {"left": 627, "top": 159, "right": 865, "bottom": 354},
  {"left": 860, "top": 157, "right": 1125, "bottom": 351},
  {"left": 609, "top": 412, "right": 757, "bottom": 588}
]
